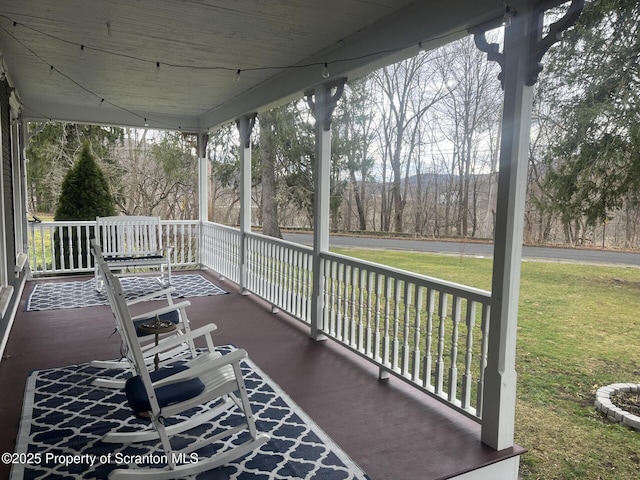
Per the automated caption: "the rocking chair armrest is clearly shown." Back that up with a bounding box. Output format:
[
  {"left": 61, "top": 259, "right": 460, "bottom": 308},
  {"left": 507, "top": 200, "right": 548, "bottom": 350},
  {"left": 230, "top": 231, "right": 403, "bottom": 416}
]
[
  {"left": 142, "top": 323, "right": 217, "bottom": 357},
  {"left": 152, "top": 349, "right": 247, "bottom": 388},
  {"left": 130, "top": 300, "right": 191, "bottom": 321},
  {"left": 126, "top": 287, "right": 177, "bottom": 306},
  {"left": 162, "top": 245, "right": 175, "bottom": 256}
]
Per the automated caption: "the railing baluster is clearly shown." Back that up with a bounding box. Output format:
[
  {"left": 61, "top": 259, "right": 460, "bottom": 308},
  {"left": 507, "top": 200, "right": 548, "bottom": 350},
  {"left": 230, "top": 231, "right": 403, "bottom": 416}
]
[
  {"left": 342, "top": 264, "right": 350, "bottom": 342},
  {"left": 401, "top": 281, "right": 412, "bottom": 377},
  {"left": 261, "top": 240, "right": 268, "bottom": 299},
  {"left": 392, "top": 278, "right": 401, "bottom": 372},
  {"left": 336, "top": 262, "right": 344, "bottom": 341},
  {"left": 305, "top": 252, "right": 312, "bottom": 322},
  {"left": 292, "top": 249, "right": 299, "bottom": 317},
  {"left": 374, "top": 273, "right": 382, "bottom": 362},
  {"left": 382, "top": 275, "right": 392, "bottom": 368},
  {"left": 448, "top": 295, "right": 462, "bottom": 404},
  {"left": 72, "top": 224, "right": 80, "bottom": 270},
  {"left": 287, "top": 248, "right": 293, "bottom": 313},
  {"left": 413, "top": 285, "right": 423, "bottom": 383},
  {"left": 423, "top": 288, "right": 436, "bottom": 389},
  {"left": 365, "top": 270, "right": 374, "bottom": 357},
  {"left": 357, "top": 267, "right": 366, "bottom": 353},
  {"left": 435, "top": 292, "right": 448, "bottom": 395},
  {"left": 327, "top": 259, "right": 335, "bottom": 335},
  {"left": 322, "top": 257, "right": 330, "bottom": 333},
  {"left": 461, "top": 300, "right": 477, "bottom": 411},
  {"left": 350, "top": 265, "right": 358, "bottom": 347}
]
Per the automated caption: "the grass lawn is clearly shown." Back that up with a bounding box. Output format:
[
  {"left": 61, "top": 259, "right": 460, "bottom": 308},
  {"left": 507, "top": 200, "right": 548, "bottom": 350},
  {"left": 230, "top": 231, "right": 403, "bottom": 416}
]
[{"left": 333, "top": 248, "right": 640, "bottom": 480}]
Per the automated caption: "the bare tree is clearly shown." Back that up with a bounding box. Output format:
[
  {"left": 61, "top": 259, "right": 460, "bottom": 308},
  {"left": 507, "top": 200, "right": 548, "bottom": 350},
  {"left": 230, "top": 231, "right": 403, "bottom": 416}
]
[
  {"left": 433, "top": 35, "right": 502, "bottom": 237},
  {"left": 373, "top": 52, "right": 443, "bottom": 232},
  {"left": 335, "top": 76, "right": 377, "bottom": 231}
]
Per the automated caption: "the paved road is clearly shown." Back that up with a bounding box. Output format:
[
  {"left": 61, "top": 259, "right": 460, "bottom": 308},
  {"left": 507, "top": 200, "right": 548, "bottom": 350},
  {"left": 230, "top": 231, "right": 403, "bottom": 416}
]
[{"left": 282, "top": 232, "right": 640, "bottom": 267}]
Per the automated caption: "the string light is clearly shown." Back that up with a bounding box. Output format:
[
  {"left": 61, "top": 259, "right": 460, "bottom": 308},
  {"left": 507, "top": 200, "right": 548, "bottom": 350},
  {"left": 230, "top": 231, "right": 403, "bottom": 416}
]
[
  {"left": 0, "top": 12, "right": 471, "bottom": 131},
  {"left": 322, "top": 62, "right": 330, "bottom": 79},
  {"left": 0, "top": 13, "right": 463, "bottom": 80}
]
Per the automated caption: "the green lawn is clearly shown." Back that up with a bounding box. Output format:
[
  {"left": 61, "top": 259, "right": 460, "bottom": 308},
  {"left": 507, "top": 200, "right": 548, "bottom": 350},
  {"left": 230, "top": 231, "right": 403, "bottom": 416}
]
[{"left": 333, "top": 248, "right": 640, "bottom": 480}]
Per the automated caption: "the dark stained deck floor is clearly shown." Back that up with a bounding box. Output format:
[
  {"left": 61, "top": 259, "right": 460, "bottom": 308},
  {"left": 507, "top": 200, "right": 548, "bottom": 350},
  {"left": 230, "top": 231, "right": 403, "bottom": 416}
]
[{"left": 0, "top": 270, "right": 523, "bottom": 480}]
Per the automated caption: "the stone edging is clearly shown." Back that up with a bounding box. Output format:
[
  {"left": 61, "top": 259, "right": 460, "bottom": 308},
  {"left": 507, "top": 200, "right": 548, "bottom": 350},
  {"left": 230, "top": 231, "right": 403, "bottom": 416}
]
[{"left": 595, "top": 383, "right": 640, "bottom": 430}]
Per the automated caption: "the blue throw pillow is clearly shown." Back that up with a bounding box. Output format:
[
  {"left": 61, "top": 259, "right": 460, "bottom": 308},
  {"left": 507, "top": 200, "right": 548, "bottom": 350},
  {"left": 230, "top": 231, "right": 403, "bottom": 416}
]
[{"left": 124, "top": 364, "right": 205, "bottom": 415}]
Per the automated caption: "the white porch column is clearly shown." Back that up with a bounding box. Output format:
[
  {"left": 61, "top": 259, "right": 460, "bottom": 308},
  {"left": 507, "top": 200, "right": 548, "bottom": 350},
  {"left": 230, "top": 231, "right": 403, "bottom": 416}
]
[
  {"left": 197, "top": 132, "right": 209, "bottom": 269},
  {"left": 197, "top": 132, "right": 209, "bottom": 223},
  {"left": 236, "top": 114, "right": 256, "bottom": 294},
  {"left": 476, "top": 0, "right": 584, "bottom": 451},
  {"left": 306, "top": 79, "right": 346, "bottom": 340}
]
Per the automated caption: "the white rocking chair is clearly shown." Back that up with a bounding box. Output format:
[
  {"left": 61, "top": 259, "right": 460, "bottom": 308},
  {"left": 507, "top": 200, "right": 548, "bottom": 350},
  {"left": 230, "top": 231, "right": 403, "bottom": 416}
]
[
  {"left": 90, "top": 240, "right": 209, "bottom": 389},
  {"left": 95, "top": 243, "right": 269, "bottom": 479}
]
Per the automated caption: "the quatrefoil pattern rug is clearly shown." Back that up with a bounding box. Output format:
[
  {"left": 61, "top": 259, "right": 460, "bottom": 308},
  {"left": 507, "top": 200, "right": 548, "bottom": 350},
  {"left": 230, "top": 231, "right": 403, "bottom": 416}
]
[
  {"left": 11, "top": 345, "right": 369, "bottom": 480},
  {"left": 26, "top": 274, "right": 227, "bottom": 311}
]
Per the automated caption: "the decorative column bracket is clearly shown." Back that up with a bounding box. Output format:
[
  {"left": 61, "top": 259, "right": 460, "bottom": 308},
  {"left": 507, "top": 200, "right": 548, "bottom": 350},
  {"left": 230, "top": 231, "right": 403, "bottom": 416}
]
[
  {"left": 235, "top": 112, "right": 257, "bottom": 148},
  {"left": 472, "top": 0, "right": 584, "bottom": 88},
  {"left": 305, "top": 78, "right": 347, "bottom": 131}
]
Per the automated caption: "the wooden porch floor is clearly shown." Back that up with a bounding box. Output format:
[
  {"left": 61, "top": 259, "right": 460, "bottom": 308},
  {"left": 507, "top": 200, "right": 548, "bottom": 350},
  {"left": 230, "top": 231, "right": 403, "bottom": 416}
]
[{"left": 0, "top": 270, "right": 523, "bottom": 480}]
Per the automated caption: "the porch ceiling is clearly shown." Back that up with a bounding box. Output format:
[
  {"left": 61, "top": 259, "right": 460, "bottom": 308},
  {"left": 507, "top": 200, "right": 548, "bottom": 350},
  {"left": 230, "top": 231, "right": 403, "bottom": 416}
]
[{"left": 0, "top": 0, "right": 510, "bottom": 132}]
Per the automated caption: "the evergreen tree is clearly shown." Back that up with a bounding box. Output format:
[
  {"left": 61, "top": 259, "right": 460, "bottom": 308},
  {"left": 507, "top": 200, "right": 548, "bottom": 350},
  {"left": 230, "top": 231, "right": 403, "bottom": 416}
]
[
  {"left": 27, "top": 122, "right": 123, "bottom": 214},
  {"left": 54, "top": 142, "right": 116, "bottom": 268},
  {"left": 538, "top": 0, "right": 640, "bottom": 236}
]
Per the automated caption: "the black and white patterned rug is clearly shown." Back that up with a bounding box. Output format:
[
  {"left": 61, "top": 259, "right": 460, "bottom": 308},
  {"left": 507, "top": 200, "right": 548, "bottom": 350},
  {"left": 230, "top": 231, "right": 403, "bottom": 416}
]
[
  {"left": 26, "top": 274, "right": 227, "bottom": 312},
  {"left": 11, "top": 345, "right": 369, "bottom": 480}
]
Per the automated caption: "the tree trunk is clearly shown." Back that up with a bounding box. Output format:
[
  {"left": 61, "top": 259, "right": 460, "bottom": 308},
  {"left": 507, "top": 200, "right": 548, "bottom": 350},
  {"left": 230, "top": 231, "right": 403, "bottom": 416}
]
[{"left": 259, "top": 113, "right": 282, "bottom": 238}]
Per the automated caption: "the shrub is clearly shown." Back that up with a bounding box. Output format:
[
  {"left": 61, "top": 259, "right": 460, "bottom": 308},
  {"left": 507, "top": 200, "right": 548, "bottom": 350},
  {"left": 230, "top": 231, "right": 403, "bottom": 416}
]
[{"left": 54, "top": 142, "right": 116, "bottom": 269}]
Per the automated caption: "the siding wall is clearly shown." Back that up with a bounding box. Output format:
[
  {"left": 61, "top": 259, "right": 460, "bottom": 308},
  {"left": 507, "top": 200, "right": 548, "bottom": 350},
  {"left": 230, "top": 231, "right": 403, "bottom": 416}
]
[
  {"left": 1, "top": 80, "right": 15, "bottom": 284},
  {"left": 0, "top": 75, "right": 24, "bottom": 358}
]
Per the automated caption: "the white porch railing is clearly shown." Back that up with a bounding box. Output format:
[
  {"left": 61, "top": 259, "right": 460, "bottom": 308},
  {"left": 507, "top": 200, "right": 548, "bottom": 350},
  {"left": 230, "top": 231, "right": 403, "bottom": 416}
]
[
  {"left": 28, "top": 220, "right": 199, "bottom": 276},
  {"left": 244, "top": 232, "right": 314, "bottom": 321},
  {"left": 199, "top": 221, "right": 491, "bottom": 420},
  {"left": 320, "top": 251, "right": 491, "bottom": 420},
  {"left": 200, "top": 221, "right": 241, "bottom": 283},
  {"left": 28, "top": 219, "right": 490, "bottom": 420}
]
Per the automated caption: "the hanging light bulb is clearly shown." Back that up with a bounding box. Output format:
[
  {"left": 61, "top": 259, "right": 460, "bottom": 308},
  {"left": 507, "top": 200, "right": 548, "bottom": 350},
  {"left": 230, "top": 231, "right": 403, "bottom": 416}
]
[
  {"left": 235, "top": 69, "right": 241, "bottom": 83},
  {"left": 79, "top": 45, "right": 85, "bottom": 59},
  {"left": 322, "top": 62, "right": 330, "bottom": 79},
  {"left": 144, "top": 118, "right": 149, "bottom": 127},
  {"left": 48, "top": 65, "right": 54, "bottom": 76},
  {"left": 106, "top": 21, "right": 112, "bottom": 38},
  {"left": 10, "top": 21, "right": 17, "bottom": 35},
  {"left": 155, "top": 61, "right": 161, "bottom": 77},
  {"left": 98, "top": 98, "right": 105, "bottom": 107},
  {"left": 503, "top": 4, "right": 514, "bottom": 27}
]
